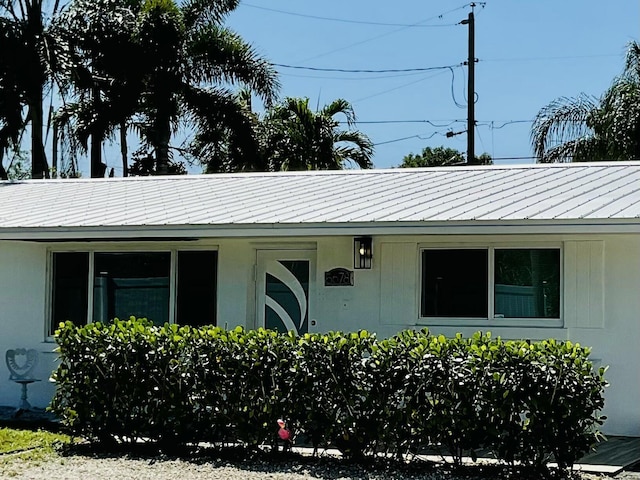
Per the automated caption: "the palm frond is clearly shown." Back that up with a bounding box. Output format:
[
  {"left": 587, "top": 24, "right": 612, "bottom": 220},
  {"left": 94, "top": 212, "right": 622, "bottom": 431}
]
[
  {"left": 623, "top": 40, "right": 640, "bottom": 82},
  {"left": 539, "top": 136, "right": 609, "bottom": 163},
  {"left": 186, "top": 24, "right": 280, "bottom": 105},
  {"left": 531, "top": 94, "right": 597, "bottom": 162},
  {"left": 322, "top": 98, "right": 356, "bottom": 126},
  {"left": 182, "top": 84, "right": 263, "bottom": 172},
  {"left": 333, "top": 130, "right": 374, "bottom": 168},
  {"left": 181, "top": 0, "right": 239, "bottom": 29}
]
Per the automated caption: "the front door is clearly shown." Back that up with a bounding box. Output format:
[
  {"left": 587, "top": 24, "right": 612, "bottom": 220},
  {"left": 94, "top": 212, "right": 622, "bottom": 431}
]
[{"left": 256, "top": 250, "right": 316, "bottom": 335}]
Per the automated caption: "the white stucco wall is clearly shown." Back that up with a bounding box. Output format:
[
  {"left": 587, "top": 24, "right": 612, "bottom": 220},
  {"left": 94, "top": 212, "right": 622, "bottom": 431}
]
[
  {"left": 0, "top": 241, "right": 56, "bottom": 408},
  {"left": 0, "top": 233, "right": 638, "bottom": 436}
]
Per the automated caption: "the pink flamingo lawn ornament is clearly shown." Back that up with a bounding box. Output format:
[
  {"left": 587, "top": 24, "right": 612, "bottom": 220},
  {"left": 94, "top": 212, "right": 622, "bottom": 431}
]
[{"left": 276, "top": 418, "right": 292, "bottom": 451}]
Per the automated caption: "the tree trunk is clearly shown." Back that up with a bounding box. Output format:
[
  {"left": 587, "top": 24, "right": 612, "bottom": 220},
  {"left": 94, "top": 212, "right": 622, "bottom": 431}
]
[
  {"left": 0, "top": 150, "right": 7, "bottom": 180},
  {"left": 90, "top": 134, "right": 105, "bottom": 178},
  {"left": 120, "top": 122, "right": 128, "bottom": 177},
  {"left": 90, "top": 87, "right": 105, "bottom": 178},
  {"left": 30, "top": 99, "right": 49, "bottom": 179},
  {"left": 155, "top": 115, "right": 171, "bottom": 175}
]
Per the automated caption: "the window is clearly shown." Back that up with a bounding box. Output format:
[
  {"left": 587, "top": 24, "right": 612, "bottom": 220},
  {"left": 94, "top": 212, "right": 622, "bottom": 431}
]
[
  {"left": 52, "top": 252, "right": 89, "bottom": 331},
  {"left": 421, "top": 249, "right": 488, "bottom": 317},
  {"left": 494, "top": 249, "right": 560, "bottom": 319},
  {"left": 93, "top": 252, "right": 171, "bottom": 326},
  {"left": 176, "top": 251, "right": 217, "bottom": 327},
  {"left": 49, "top": 250, "right": 217, "bottom": 335},
  {"left": 420, "top": 247, "right": 560, "bottom": 321}
]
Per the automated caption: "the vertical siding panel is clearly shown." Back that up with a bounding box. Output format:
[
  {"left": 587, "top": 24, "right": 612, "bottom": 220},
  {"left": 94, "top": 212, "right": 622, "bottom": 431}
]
[
  {"left": 576, "top": 242, "right": 590, "bottom": 326},
  {"left": 588, "top": 241, "right": 605, "bottom": 328},
  {"left": 380, "top": 243, "right": 416, "bottom": 325},
  {"left": 564, "top": 241, "right": 578, "bottom": 328},
  {"left": 565, "top": 240, "right": 604, "bottom": 329}
]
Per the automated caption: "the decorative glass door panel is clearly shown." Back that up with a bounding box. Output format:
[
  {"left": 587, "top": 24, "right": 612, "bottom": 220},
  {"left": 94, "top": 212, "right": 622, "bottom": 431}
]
[{"left": 257, "top": 250, "right": 316, "bottom": 335}]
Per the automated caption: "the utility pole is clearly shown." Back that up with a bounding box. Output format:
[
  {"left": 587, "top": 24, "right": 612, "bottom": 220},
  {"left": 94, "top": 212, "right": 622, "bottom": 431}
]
[{"left": 461, "top": 3, "right": 476, "bottom": 164}]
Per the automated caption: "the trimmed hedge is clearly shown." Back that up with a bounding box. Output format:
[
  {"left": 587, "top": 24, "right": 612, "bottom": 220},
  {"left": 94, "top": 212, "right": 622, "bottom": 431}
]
[{"left": 50, "top": 318, "right": 607, "bottom": 470}]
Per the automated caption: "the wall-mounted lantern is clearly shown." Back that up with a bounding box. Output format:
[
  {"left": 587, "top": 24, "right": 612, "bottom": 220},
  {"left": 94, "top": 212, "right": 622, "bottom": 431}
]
[{"left": 354, "top": 237, "right": 373, "bottom": 269}]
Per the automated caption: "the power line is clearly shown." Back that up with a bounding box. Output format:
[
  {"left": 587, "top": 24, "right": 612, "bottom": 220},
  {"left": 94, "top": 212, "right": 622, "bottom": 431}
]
[
  {"left": 293, "top": 3, "right": 473, "bottom": 64},
  {"left": 351, "top": 120, "right": 464, "bottom": 126},
  {"left": 242, "top": 3, "right": 459, "bottom": 28},
  {"left": 279, "top": 70, "right": 435, "bottom": 81},
  {"left": 482, "top": 53, "right": 621, "bottom": 63},
  {"left": 335, "top": 119, "right": 531, "bottom": 125},
  {"left": 354, "top": 70, "right": 450, "bottom": 103},
  {"left": 374, "top": 132, "right": 441, "bottom": 146},
  {"left": 273, "top": 63, "right": 461, "bottom": 74}
]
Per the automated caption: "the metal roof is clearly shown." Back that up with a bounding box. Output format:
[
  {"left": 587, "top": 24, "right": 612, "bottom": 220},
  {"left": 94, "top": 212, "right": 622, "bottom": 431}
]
[{"left": 2, "top": 162, "right": 640, "bottom": 238}]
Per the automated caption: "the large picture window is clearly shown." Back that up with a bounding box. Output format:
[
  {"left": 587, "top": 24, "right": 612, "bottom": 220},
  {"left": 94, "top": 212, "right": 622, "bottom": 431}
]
[
  {"left": 50, "top": 250, "right": 217, "bottom": 335},
  {"left": 421, "top": 247, "right": 560, "bottom": 321}
]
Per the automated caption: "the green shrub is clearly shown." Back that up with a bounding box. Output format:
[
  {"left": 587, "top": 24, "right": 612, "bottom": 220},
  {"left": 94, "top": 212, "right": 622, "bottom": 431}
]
[{"left": 50, "top": 318, "right": 607, "bottom": 471}]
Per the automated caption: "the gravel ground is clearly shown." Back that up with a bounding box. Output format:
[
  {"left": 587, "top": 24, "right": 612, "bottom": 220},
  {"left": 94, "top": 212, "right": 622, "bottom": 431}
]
[
  {"left": 4, "top": 453, "right": 640, "bottom": 480},
  {"left": 2, "top": 454, "right": 491, "bottom": 480}
]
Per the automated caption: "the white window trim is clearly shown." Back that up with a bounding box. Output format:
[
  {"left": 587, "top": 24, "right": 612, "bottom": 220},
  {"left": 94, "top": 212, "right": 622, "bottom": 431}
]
[
  {"left": 416, "top": 243, "right": 563, "bottom": 328},
  {"left": 46, "top": 244, "right": 218, "bottom": 340}
]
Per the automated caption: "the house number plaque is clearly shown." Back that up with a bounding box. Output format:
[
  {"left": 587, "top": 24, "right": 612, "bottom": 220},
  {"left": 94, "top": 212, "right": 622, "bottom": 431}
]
[{"left": 324, "top": 268, "right": 354, "bottom": 286}]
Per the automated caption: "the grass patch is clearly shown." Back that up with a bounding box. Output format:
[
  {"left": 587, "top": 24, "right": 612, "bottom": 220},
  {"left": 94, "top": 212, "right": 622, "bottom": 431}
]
[
  {"left": 0, "top": 428, "right": 73, "bottom": 477},
  {"left": 0, "top": 427, "right": 71, "bottom": 454}
]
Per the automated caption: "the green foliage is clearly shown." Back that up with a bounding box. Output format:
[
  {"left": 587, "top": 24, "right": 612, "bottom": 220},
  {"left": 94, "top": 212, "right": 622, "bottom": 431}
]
[
  {"left": 532, "top": 41, "right": 640, "bottom": 163},
  {"left": 51, "top": 319, "right": 607, "bottom": 472},
  {"left": 258, "top": 97, "right": 374, "bottom": 171},
  {"left": 0, "top": 428, "right": 71, "bottom": 455},
  {"left": 399, "top": 146, "right": 492, "bottom": 168}
]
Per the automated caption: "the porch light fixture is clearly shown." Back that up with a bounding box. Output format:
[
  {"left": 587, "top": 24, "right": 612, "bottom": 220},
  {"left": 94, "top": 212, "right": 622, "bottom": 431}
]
[{"left": 354, "top": 237, "right": 373, "bottom": 269}]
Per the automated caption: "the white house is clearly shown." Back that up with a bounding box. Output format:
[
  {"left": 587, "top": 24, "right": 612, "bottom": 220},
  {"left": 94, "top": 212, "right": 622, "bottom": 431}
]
[{"left": 0, "top": 162, "right": 638, "bottom": 436}]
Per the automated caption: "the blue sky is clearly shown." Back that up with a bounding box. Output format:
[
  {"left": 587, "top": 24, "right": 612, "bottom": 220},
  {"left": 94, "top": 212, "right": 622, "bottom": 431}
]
[{"left": 221, "top": 0, "right": 639, "bottom": 169}]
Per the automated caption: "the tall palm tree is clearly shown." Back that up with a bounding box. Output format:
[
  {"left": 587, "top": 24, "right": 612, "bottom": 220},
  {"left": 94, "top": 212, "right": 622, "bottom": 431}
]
[
  {"left": 263, "top": 97, "right": 374, "bottom": 171},
  {"left": 54, "top": 0, "right": 142, "bottom": 177},
  {"left": 189, "top": 88, "right": 267, "bottom": 173},
  {"left": 53, "top": 0, "right": 278, "bottom": 177},
  {"left": 134, "top": 0, "right": 279, "bottom": 175},
  {"left": 532, "top": 41, "right": 640, "bottom": 163},
  {"left": 0, "top": 18, "right": 24, "bottom": 179},
  {"left": 0, "top": 0, "right": 69, "bottom": 178}
]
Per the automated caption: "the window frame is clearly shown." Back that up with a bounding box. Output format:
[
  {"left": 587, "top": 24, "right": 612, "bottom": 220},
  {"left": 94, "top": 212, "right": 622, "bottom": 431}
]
[
  {"left": 46, "top": 244, "right": 218, "bottom": 339},
  {"left": 417, "top": 243, "right": 563, "bottom": 328}
]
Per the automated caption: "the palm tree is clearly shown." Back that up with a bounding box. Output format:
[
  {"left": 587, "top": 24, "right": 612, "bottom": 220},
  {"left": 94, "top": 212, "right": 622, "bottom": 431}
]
[
  {"left": 54, "top": 0, "right": 143, "bottom": 178},
  {"left": 532, "top": 41, "right": 640, "bottom": 163},
  {"left": 0, "top": 19, "right": 23, "bottom": 179},
  {"left": 0, "top": 0, "right": 69, "bottom": 178},
  {"left": 53, "top": 0, "right": 278, "bottom": 177},
  {"left": 189, "top": 88, "right": 267, "bottom": 173},
  {"left": 134, "top": 0, "right": 279, "bottom": 175},
  {"left": 262, "top": 97, "right": 374, "bottom": 171}
]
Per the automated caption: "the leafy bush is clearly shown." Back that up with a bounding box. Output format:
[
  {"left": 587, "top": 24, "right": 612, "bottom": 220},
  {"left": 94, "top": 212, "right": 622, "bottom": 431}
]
[{"left": 50, "top": 318, "right": 607, "bottom": 471}]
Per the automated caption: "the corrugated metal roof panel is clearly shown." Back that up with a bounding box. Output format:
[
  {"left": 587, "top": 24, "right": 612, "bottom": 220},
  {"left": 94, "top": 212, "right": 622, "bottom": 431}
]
[{"left": 2, "top": 163, "right": 640, "bottom": 232}]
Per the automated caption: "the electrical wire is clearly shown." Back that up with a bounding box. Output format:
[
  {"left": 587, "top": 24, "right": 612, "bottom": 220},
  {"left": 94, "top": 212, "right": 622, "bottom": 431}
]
[
  {"left": 448, "top": 67, "right": 467, "bottom": 109},
  {"left": 354, "top": 70, "right": 449, "bottom": 103},
  {"left": 293, "top": 3, "right": 473, "bottom": 64},
  {"left": 374, "top": 131, "right": 441, "bottom": 146},
  {"left": 273, "top": 63, "right": 461, "bottom": 74},
  {"left": 242, "top": 3, "right": 460, "bottom": 28},
  {"left": 482, "top": 53, "right": 621, "bottom": 63},
  {"left": 349, "top": 120, "right": 464, "bottom": 126},
  {"left": 279, "top": 70, "right": 438, "bottom": 81}
]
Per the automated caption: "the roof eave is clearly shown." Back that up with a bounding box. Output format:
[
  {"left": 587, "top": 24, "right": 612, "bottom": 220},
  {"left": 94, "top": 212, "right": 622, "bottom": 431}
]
[{"left": 2, "top": 218, "right": 640, "bottom": 241}]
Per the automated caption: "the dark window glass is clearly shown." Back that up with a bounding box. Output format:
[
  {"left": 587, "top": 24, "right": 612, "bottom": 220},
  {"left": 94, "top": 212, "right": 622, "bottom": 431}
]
[
  {"left": 176, "top": 251, "right": 217, "bottom": 327},
  {"left": 494, "top": 249, "right": 560, "bottom": 318},
  {"left": 421, "top": 249, "right": 488, "bottom": 317},
  {"left": 51, "top": 252, "right": 89, "bottom": 334},
  {"left": 93, "top": 252, "right": 170, "bottom": 326},
  {"left": 265, "top": 260, "right": 309, "bottom": 334}
]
